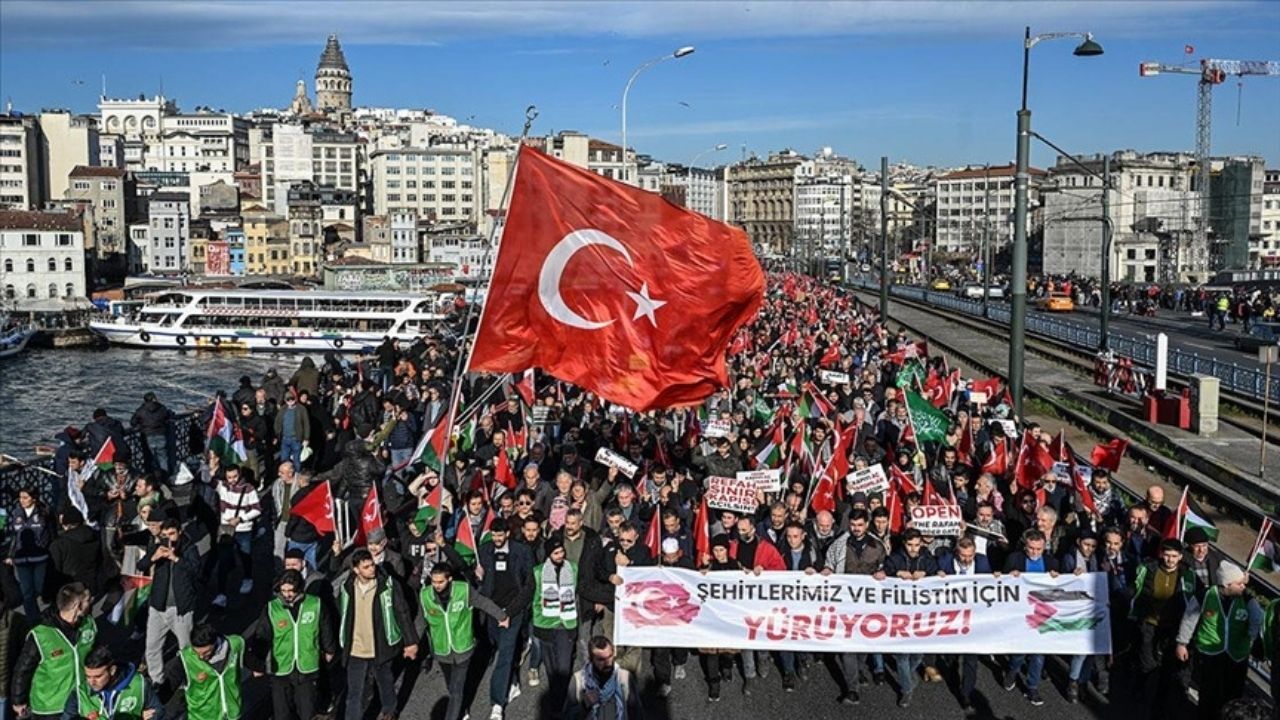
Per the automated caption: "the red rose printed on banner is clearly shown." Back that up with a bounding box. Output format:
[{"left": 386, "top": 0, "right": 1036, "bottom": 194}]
[{"left": 622, "top": 580, "right": 701, "bottom": 627}]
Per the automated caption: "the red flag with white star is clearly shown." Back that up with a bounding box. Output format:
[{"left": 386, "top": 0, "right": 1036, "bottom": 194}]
[{"left": 469, "top": 145, "right": 764, "bottom": 412}]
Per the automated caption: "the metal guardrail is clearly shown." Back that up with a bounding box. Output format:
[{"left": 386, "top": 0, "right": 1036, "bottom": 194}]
[
  {"left": 852, "top": 278, "right": 1280, "bottom": 404},
  {"left": 1, "top": 411, "right": 206, "bottom": 508}
]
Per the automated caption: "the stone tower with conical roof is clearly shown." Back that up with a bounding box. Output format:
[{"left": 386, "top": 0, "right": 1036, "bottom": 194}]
[{"left": 314, "top": 34, "right": 352, "bottom": 117}]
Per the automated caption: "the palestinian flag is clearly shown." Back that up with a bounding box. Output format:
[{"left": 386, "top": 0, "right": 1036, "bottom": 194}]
[
  {"left": 904, "top": 390, "right": 949, "bottom": 444},
  {"left": 1247, "top": 518, "right": 1280, "bottom": 574},
  {"left": 206, "top": 401, "right": 247, "bottom": 466},
  {"left": 412, "top": 412, "right": 449, "bottom": 471},
  {"left": 797, "top": 385, "right": 832, "bottom": 420},
  {"left": 108, "top": 574, "right": 153, "bottom": 626},
  {"left": 752, "top": 422, "right": 784, "bottom": 469},
  {"left": 1173, "top": 486, "right": 1219, "bottom": 542},
  {"left": 93, "top": 437, "right": 118, "bottom": 472},
  {"left": 410, "top": 483, "right": 444, "bottom": 534},
  {"left": 454, "top": 510, "right": 493, "bottom": 564}
]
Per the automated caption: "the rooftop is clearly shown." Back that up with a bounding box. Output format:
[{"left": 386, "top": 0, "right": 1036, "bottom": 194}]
[
  {"left": 0, "top": 209, "right": 82, "bottom": 232},
  {"left": 69, "top": 165, "right": 126, "bottom": 179},
  {"left": 938, "top": 163, "right": 1047, "bottom": 180},
  {"left": 318, "top": 35, "right": 349, "bottom": 72}
]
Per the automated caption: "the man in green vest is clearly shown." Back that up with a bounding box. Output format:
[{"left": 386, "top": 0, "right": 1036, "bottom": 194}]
[
  {"left": 10, "top": 582, "right": 96, "bottom": 720},
  {"left": 420, "top": 561, "right": 509, "bottom": 720},
  {"left": 247, "top": 569, "right": 337, "bottom": 720},
  {"left": 1175, "top": 563, "right": 1262, "bottom": 720},
  {"left": 162, "top": 624, "right": 246, "bottom": 720},
  {"left": 337, "top": 548, "right": 419, "bottom": 720},
  {"left": 62, "top": 646, "right": 163, "bottom": 720},
  {"left": 532, "top": 535, "right": 579, "bottom": 711}
]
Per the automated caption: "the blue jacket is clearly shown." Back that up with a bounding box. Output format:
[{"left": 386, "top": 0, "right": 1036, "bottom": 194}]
[{"left": 936, "top": 551, "right": 993, "bottom": 575}]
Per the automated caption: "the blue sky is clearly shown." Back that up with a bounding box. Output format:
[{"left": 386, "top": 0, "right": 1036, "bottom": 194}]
[{"left": 2, "top": 1, "right": 1277, "bottom": 170}]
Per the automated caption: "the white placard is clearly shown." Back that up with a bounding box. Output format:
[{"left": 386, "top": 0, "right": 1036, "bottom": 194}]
[
  {"left": 969, "top": 391, "right": 988, "bottom": 405},
  {"left": 705, "top": 475, "right": 759, "bottom": 514},
  {"left": 1050, "top": 462, "right": 1073, "bottom": 484},
  {"left": 909, "top": 504, "right": 963, "bottom": 537},
  {"left": 704, "top": 419, "right": 732, "bottom": 439},
  {"left": 595, "top": 447, "right": 639, "bottom": 479},
  {"left": 614, "top": 567, "right": 1112, "bottom": 655},
  {"left": 990, "top": 419, "right": 1018, "bottom": 439},
  {"left": 738, "top": 469, "right": 782, "bottom": 493},
  {"left": 845, "top": 465, "right": 889, "bottom": 495},
  {"left": 819, "top": 370, "right": 851, "bottom": 386}
]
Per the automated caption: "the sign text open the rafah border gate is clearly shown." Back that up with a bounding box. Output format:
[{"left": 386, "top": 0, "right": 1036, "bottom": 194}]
[{"left": 614, "top": 567, "right": 1112, "bottom": 655}]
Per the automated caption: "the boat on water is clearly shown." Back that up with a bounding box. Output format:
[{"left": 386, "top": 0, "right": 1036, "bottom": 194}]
[
  {"left": 89, "top": 288, "right": 458, "bottom": 352},
  {"left": 0, "top": 323, "right": 37, "bottom": 359}
]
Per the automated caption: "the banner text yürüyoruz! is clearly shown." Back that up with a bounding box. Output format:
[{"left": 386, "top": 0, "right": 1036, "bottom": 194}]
[{"left": 613, "top": 567, "right": 1112, "bottom": 654}]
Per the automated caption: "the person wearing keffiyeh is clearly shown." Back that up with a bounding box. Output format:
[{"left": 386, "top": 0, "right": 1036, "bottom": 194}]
[{"left": 564, "top": 636, "right": 643, "bottom": 720}]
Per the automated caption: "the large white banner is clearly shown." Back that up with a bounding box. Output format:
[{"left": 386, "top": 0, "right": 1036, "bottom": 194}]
[{"left": 614, "top": 567, "right": 1112, "bottom": 654}]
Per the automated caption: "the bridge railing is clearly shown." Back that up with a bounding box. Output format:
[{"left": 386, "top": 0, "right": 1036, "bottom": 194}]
[{"left": 850, "top": 277, "right": 1279, "bottom": 404}]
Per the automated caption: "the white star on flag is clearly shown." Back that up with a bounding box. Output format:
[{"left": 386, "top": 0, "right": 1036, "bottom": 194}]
[{"left": 626, "top": 282, "right": 666, "bottom": 326}]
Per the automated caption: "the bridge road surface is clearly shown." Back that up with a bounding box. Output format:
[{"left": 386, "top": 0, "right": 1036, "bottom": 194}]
[{"left": 384, "top": 640, "right": 1203, "bottom": 720}]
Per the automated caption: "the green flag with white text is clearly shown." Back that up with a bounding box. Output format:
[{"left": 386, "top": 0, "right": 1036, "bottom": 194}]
[{"left": 905, "top": 390, "right": 949, "bottom": 444}]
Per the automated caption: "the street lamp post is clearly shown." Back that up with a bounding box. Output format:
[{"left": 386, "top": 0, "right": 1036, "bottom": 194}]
[
  {"left": 1009, "top": 26, "right": 1103, "bottom": 417},
  {"left": 880, "top": 156, "right": 889, "bottom": 318},
  {"left": 1100, "top": 154, "right": 1113, "bottom": 350},
  {"left": 621, "top": 46, "right": 695, "bottom": 184}
]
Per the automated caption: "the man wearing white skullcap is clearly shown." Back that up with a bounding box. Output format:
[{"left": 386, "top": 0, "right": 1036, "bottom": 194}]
[{"left": 1176, "top": 562, "right": 1263, "bottom": 720}]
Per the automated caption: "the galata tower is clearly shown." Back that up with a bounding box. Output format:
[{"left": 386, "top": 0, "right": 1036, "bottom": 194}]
[{"left": 315, "top": 34, "right": 352, "bottom": 115}]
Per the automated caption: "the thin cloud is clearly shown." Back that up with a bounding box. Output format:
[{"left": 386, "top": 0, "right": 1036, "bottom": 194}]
[
  {"left": 612, "top": 107, "right": 950, "bottom": 139},
  {"left": 1, "top": 0, "right": 1269, "bottom": 49}
]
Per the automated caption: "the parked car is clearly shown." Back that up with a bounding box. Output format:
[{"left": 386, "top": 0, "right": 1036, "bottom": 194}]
[
  {"left": 1234, "top": 322, "right": 1280, "bottom": 353},
  {"left": 930, "top": 279, "right": 952, "bottom": 291},
  {"left": 959, "top": 284, "right": 1006, "bottom": 300},
  {"left": 1037, "top": 292, "right": 1075, "bottom": 312}
]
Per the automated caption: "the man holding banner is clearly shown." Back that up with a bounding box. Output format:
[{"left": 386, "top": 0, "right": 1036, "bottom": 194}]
[{"left": 1002, "top": 529, "right": 1061, "bottom": 707}]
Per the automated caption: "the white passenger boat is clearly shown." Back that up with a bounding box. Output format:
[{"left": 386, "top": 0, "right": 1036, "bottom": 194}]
[
  {"left": 89, "top": 288, "right": 455, "bottom": 352},
  {"left": 0, "top": 323, "right": 36, "bottom": 359}
]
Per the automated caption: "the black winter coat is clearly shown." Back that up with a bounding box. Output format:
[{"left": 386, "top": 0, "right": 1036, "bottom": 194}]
[
  {"left": 131, "top": 400, "right": 173, "bottom": 437},
  {"left": 137, "top": 535, "right": 202, "bottom": 615},
  {"left": 49, "top": 524, "right": 102, "bottom": 594}
]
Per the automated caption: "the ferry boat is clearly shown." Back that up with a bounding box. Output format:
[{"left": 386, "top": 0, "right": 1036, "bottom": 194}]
[
  {"left": 0, "top": 323, "right": 36, "bottom": 359},
  {"left": 89, "top": 289, "right": 457, "bottom": 352}
]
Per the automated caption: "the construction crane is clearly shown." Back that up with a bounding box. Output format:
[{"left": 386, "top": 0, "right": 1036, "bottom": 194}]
[{"left": 1139, "top": 58, "right": 1280, "bottom": 281}]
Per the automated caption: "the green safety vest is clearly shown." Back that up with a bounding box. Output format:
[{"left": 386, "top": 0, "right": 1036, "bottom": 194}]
[
  {"left": 339, "top": 581, "right": 403, "bottom": 648},
  {"left": 268, "top": 595, "right": 322, "bottom": 675},
  {"left": 28, "top": 617, "right": 97, "bottom": 715},
  {"left": 532, "top": 561, "right": 578, "bottom": 631},
  {"left": 75, "top": 669, "right": 148, "bottom": 720},
  {"left": 1193, "top": 586, "right": 1253, "bottom": 662},
  {"left": 420, "top": 582, "right": 476, "bottom": 657},
  {"left": 179, "top": 634, "right": 244, "bottom": 720}
]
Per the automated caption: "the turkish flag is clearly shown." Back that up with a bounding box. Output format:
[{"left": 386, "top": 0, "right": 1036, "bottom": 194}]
[
  {"left": 289, "top": 480, "right": 336, "bottom": 534},
  {"left": 644, "top": 507, "right": 663, "bottom": 558},
  {"left": 1090, "top": 438, "right": 1128, "bottom": 472},
  {"left": 1015, "top": 432, "right": 1055, "bottom": 491},
  {"left": 469, "top": 146, "right": 764, "bottom": 412},
  {"left": 351, "top": 484, "right": 383, "bottom": 547}
]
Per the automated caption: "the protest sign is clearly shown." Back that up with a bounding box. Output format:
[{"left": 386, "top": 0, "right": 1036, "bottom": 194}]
[
  {"left": 705, "top": 475, "right": 758, "bottom": 514},
  {"left": 531, "top": 406, "right": 551, "bottom": 425},
  {"left": 615, "top": 567, "right": 1111, "bottom": 654},
  {"left": 845, "top": 465, "right": 889, "bottom": 495},
  {"left": 991, "top": 419, "right": 1018, "bottom": 439},
  {"left": 594, "top": 447, "right": 639, "bottom": 479},
  {"left": 969, "top": 391, "right": 988, "bottom": 405},
  {"left": 819, "top": 370, "right": 850, "bottom": 386},
  {"left": 910, "top": 504, "right": 963, "bottom": 537},
  {"left": 1051, "top": 462, "right": 1072, "bottom": 484},
  {"left": 704, "top": 420, "right": 732, "bottom": 439},
  {"left": 738, "top": 469, "right": 782, "bottom": 493}
]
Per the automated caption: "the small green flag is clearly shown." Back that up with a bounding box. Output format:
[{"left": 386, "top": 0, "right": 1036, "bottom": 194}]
[{"left": 905, "top": 390, "right": 949, "bottom": 444}]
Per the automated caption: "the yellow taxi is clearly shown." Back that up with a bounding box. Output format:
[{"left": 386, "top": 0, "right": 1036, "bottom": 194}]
[
  {"left": 930, "top": 279, "right": 952, "bottom": 291},
  {"left": 1038, "top": 292, "right": 1075, "bottom": 312}
]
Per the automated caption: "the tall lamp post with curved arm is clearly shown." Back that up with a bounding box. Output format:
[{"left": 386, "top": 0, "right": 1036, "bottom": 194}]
[
  {"left": 1008, "top": 27, "right": 1103, "bottom": 417},
  {"left": 621, "top": 46, "right": 695, "bottom": 184}
]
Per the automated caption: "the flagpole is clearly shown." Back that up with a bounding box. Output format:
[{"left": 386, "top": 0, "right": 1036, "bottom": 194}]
[{"left": 436, "top": 106, "right": 539, "bottom": 485}]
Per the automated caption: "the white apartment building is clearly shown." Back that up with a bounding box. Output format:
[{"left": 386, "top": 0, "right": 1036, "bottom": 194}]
[
  {"left": 390, "top": 212, "right": 419, "bottom": 263},
  {"left": 663, "top": 165, "right": 724, "bottom": 220},
  {"left": 0, "top": 209, "right": 86, "bottom": 301},
  {"left": 369, "top": 147, "right": 479, "bottom": 224},
  {"left": 146, "top": 192, "right": 190, "bottom": 273},
  {"left": 425, "top": 234, "right": 488, "bottom": 277},
  {"left": 0, "top": 114, "right": 41, "bottom": 209},
  {"left": 259, "top": 125, "right": 359, "bottom": 213},
  {"left": 794, "top": 176, "right": 856, "bottom": 258},
  {"left": 934, "top": 164, "right": 1044, "bottom": 255},
  {"left": 1259, "top": 169, "right": 1280, "bottom": 268},
  {"left": 98, "top": 95, "right": 175, "bottom": 170},
  {"left": 127, "top": 221, "right": 148, "bottom": 274},
  {"left": 151, "top": 112, "right": 249, "bottom": 173},
  {"left": 39, "top": 111, "right": 100, "bottom": 201},
  {"left": 1042, "top": 151, "right": 1198, "bottom": 282}
]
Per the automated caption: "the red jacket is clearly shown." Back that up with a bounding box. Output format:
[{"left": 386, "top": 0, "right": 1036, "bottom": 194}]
[{"left": 730, "top": 536, "right": 785, "bottom": 571}]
